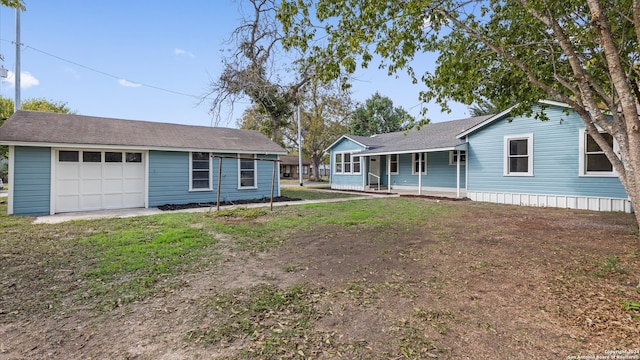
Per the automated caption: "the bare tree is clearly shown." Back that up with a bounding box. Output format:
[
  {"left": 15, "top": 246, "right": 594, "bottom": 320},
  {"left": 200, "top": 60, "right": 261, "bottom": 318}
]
[{"left": 205, "top": 0, "right": 312, "bottom": 144}]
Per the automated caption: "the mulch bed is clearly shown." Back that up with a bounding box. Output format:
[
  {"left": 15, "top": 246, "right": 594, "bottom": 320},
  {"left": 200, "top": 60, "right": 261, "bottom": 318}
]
[{"left": 157, "top": 196, "right": 302, "bottom": 211}]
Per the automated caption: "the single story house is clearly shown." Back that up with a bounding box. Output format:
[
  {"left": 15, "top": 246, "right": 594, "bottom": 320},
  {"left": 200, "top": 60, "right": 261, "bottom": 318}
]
[
  {"left": 279, "top": 155, "right": 311, "bottom": 179},
  {"left": 0, "top": 110, "right": 287, "bottom": 216},
  {"left": 328, "top": 100, "right": 632, "bottom": 213}
]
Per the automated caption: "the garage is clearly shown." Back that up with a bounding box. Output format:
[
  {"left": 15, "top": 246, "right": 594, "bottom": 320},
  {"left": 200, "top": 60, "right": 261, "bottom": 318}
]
[{"left": 54, "top": 149, "right": 145, "bottom": 213}]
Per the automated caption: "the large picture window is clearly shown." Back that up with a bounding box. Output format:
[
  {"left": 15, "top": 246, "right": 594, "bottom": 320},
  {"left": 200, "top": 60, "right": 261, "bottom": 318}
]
[
  {"left": 190, "top": 152, "right": 211, "bottom": 190},
  {"left": 239, "top": 155, "right": 257, "bottom": 188},
  {"left": 334, "top": 152, "right": 361, "bottom": 174},
  {"left": 504, "top": 134, "right": 533, "bottom": 176},
  {"left": 412, "top": 153, "right": 426, "bottom": 175},
  {"left": 579, "top": 129, "right": 617, "bottom": 176}
]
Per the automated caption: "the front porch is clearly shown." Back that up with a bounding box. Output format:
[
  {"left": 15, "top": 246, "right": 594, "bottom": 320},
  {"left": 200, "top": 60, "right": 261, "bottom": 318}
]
[{"left": 363, "top": 184, "right": 468, "bottom": 199}]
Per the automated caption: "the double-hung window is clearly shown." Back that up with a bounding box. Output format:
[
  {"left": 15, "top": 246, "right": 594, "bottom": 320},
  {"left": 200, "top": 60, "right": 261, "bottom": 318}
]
[
  {"left": 449, "top": 151, "right": 466, "bottom": 165},
  {"left": 579, "top": 129, "right": 617, "bottom": 176},
  {"left": 190, "top": 152, "right": 211, "bottom": 191},
  {"left": 504, "top": 134, "right": 533, "bottom": 176},
  {"left": 412, "top": 153, "right": 426, "bottom": 175},
  {"left": 389, "top": 154, "right": 399, "bottom": 174},
  {"left": 334, "top": 153, "right": 343, "bottom": 173},
  {"left": 239, "top": 155, "right": 257, "bottom": 188}
]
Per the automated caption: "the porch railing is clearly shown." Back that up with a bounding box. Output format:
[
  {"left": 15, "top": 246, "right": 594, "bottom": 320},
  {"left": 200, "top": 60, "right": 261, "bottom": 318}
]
[{"left": 368, "top": 172, "right": 381, "bottom": 192}]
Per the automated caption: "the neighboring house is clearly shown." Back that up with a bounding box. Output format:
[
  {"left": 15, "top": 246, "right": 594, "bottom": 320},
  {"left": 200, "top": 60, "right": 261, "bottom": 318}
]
[
  {"left": 327, "top": 100, "right": 632, "bottom": 213},
  {"left": 0, "top": 110, "right": 287, "bottom": 216},
  {"left": 318, "top": 164, "right": 330, "bottom": 178},
  {"left": 279, "top": 155, "right": 311, "bottom": 179}
]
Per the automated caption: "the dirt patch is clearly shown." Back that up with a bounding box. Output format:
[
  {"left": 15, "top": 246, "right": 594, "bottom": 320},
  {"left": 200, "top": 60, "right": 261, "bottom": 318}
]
[{"left": 1, "top": 199, "right": 639, "bottom": 359}]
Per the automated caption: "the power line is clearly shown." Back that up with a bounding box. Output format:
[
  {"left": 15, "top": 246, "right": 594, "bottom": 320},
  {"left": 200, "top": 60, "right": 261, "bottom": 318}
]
[{"left": 0, "top": 38, "right": 211, "bottom": 100}]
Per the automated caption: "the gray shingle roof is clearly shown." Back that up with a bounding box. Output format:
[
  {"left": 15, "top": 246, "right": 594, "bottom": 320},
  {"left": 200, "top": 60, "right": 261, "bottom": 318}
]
[
  {"left": 347, "top": 115, "right": 492, "bottom": 155},
  {"left": 0, "top": 110, "right": 286, "bottom": 154}
]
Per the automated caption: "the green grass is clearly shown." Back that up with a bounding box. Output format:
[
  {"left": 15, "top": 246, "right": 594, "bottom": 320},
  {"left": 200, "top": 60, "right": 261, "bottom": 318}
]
[{"left": 280, "top": 186, "right": 358, "bottom": 200}]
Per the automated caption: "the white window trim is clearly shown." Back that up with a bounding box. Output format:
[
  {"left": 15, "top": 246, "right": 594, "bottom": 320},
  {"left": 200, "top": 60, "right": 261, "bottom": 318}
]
[
  {"left": 238, "top": 155, "right": 258, "bottom": 189},
  {"left": 189, "top": 152, "right": 213, "bottom": 192},
  {"left": 503, "top": 134, "right": 534, "bottom": 177},
  {"left": 389, "top": 154, "right": 399, "bottom": 174},
  {"left": 578, "top": 128, "right": 619, "bottom": 177},
  {"left": 411, "top": 153, "right": 427, "bottom": 175},
  {"left": 333, "top": 151, "right": 362, "bottom": 175},
  {"left": 449, "top": 150, "right": 466, "bottom": 165}
]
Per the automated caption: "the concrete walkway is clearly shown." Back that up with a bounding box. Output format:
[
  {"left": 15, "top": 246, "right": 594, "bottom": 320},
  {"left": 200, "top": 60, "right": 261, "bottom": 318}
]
[{"left": 33, "top": 193, "right": 394, "bottom": 224}]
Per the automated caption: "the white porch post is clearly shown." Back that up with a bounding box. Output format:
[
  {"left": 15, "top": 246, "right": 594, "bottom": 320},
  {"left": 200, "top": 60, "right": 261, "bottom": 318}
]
[
  {"left": 418, "top": 152, "right": 422, "bottom": 195},
  {"left": 387, "top": 154, "right": 391, "bottom": 193},
  {"left": 362, "top": 155, "right": 367, "bottom": 190},
  {"left": 456, "top": 150, "right": 461, "bottom": 198}
]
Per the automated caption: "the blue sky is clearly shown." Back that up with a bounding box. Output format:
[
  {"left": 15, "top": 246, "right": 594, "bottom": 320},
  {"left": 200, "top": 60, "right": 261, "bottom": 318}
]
[{"left": 0, "top": 1, "right": 470, "bottom": 127}]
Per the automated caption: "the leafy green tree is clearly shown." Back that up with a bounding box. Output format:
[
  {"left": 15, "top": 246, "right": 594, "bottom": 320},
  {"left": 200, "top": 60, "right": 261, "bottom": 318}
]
[
  {"left": 288, "top": 82, "right": 350, "bottom": 180},
  {"left": 469, "top": 100, "right": 501, "bottom": 117},
  {"left": 278, "top": 0, "right": 640, "bottom": 232},
  {"left": 0, "top": 0, "right": 25, "bottom": 10},
  {"left": 239, "top": 81, "right": 351, "bottom": 179},
  {"left": 347, "top": 92, "right": 413, "bottom": 136}
]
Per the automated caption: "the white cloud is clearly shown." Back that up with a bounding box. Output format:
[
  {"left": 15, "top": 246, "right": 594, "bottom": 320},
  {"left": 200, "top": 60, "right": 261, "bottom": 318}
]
[
  {"left": 174, "top": 48, "right": 195, "bottom": 58},
  {"left": 118, "top": 79, "right": 141, "bottom": 88},
  {"left": 1, "top": 71, "right": 40, "bottom": 89}
]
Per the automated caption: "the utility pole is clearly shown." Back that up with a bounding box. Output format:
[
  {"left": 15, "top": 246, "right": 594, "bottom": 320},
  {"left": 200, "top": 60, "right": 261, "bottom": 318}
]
[{"left": 14, "top": 8, "right": 21, "bottom": 112}]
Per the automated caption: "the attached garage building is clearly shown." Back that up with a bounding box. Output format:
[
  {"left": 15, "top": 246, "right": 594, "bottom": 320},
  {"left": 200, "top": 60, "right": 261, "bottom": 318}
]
[{"left": 0, "top": 111, "right": 286, "bottom": 216}]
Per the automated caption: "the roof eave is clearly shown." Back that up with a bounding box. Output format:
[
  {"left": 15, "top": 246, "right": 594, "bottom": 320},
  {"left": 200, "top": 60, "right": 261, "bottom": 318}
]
[{"left": 0, "top": 140, "right": 288, "bottom": 155}]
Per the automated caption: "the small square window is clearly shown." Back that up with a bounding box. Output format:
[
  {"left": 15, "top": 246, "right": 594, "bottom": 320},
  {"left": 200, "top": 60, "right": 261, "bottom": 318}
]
[
  {"left": 83, "top": 151, "right": 102, "bottom": 163},
  {"left": 59, "top": 150, "right": 79, "bottom": 162}
]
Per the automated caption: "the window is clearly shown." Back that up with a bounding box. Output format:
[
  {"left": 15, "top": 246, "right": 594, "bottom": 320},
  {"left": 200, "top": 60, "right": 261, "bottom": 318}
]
[
  {"left": 126, "top": 152, "right": 142, "bottom": 163},
  {"left": 191, "top": 152, "right": 211, "bottom": 190},
  {"left": 59, "top": 150, "right": 79, "bottom": 162},
  {"left": 579, "top": 129, "right": 617, "bottom": 176},
  {"left": 449, "top": 151, "right": 466, "bottom": 165},
  {"left": 105, "top": 152, "right": 123, "bottom": 163},
  {"left": 504, "top": 134, "right": 533, "bottom": 176},
  {"left": 239, "top": 155, "right": 257, "bottom": 188},
  {"left": 83, "top": 151, "right": 101, "bottom": 163},
  {"left": 335, "top": 153, "right": 343, "bottom": 173},
  {"left": 412, "top": 153, "right": 426, "bottom": 175},
  {"left": 389, "top": 154, "right": 399, "bottom": 174},
  {"left": 333, "top": 152, "right": 361, "bottom": 174}
]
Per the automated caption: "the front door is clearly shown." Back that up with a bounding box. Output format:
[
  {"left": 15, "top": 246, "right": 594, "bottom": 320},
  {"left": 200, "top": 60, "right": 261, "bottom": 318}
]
[{"left": 369, "top": 156, "right": 380, "bottom": 185}]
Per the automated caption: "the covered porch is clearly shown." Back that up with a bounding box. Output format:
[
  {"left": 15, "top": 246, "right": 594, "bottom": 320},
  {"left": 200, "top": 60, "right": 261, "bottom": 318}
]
[{"left": 358, "top": 144, "right": 468, "bottom": 199}]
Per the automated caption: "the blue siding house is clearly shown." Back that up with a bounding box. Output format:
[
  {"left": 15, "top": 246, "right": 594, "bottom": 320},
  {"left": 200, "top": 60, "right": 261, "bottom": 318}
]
[
  {"left": 0, "top": 111, "right": 286, "bottom": 216},
  {"left": 328, "top": 101, "right": 632, "bottom": 212},
  {"left": 328, "top": 115, "right": 491, "bottom": 197}
]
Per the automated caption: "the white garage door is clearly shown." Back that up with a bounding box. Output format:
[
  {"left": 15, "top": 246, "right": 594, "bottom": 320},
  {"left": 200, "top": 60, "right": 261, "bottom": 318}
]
[{"left": 55, "top": 149, "right": 145, "bottom": 213}]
